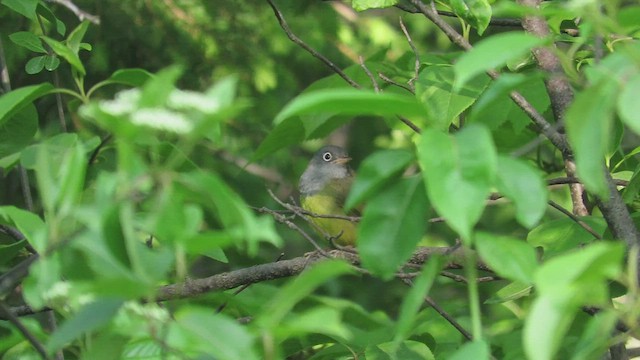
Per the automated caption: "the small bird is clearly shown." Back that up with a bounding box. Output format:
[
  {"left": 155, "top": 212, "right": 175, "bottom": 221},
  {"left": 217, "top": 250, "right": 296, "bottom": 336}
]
[{"left": 299, "top": 145, "right": 357, "bottom": 246}]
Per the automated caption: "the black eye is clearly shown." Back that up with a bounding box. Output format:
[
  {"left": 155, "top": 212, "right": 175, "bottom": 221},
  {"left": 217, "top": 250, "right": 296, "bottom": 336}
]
[{"left": 322, "top": 152, "right": 332, "bottom": 162}]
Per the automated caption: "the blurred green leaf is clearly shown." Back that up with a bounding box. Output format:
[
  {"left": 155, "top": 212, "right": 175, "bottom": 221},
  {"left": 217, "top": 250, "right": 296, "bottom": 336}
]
[
  {"left": 485, "top": 281, "right": 532, "bottom": 304},
  {"left": 259, "top": 260, "right": 353, "bottom": 329},
  {"left": 415, "top": 65, "right": 489, "bottom": 130},
  {"left": 9, "top": 31, "right": 46, "bottom": 53},
  {"left": 23, "top": 255, "right": 61, "bottom": 309},
  {"left": 524, "top": 295, "right": 575, "bottom": 360},
  {"left": 274, "top": 88, "right": 428, "bottom": 124},
  {"left": 418, "top": 124, "right": 496, "bottom": 242},
  {"left": 106, "top": 68, "right": 154, "bottom": 87},
  {"left": 0, "top": 104, "right": 38, "bottom": 159},
  {"left": 569, "top": 310, "right": 618, "bottom": 360},
  {"left": 566, "top": 78, "right": 616, "bottom": 198},
  {"left": 449, "top": 0, "right": 492, "bottom": 34},
  {"left": 47, "top": 298, "right": 124, "bottom": 353},
  {"left": 366, "top": 340, "right": 435, "bottom": 360},
  {"left": 0, "top": 206, "right": 46, "bottom": 252},
  {"left": 618, "top": 73, "right": 640, "bottom": 135},
  {"left": 393, "top": 256, "right": 442, "bottom": 346},
  {"left": 0, "top": 84, "right": 53, "bottom": 127},
  {"left": 169, "top": 307, "right": 258, "bottom": 360},
  {"left": 345, "top": 149, "right": 414, "bottom": 210},
  {"left": 476, "top": 232, "right": 538, "bottom": 284},
  {"left": 1, "top": 0, "right": 38, "bottom": 19},
  {"left": 495, "top": 155, "right": 547, "bottom": 228},
  {"left": 454, "top": 32, "right": 546, "bottom": 88},
  {"left": 352, "top": 0, "right": 398, "bottom": 11},
  {"left": 253, "top": 117, "right": 305, "bottom": 160},
  {"left": 534, "top": 242, "right": 624, "bottom": 304},
  {"left": 448, "top": 340, "right": 490, "bottom": 360},
  {"left": 359, "top": 176, "right": 428, "bottom": 279},
  {"left": 278, "top": 307, "right": 351, "bottom": 340},
  {"left": 138, "top": 66, "right": 183, "bottom": 108}
]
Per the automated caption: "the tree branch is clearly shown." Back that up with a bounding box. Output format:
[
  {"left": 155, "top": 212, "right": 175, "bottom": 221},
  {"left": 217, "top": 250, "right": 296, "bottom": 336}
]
[
  {"left": 44, "top": 0, "right": 100, "bottom": 24},
  {"left": 0, "top": 300, "right": 50, "bottom": 359}
]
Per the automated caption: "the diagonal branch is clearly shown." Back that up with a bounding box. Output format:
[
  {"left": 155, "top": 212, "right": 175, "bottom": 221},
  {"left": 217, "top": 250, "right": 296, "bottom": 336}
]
[{"left": 266, "top": 0, "right": 361, "bottom": 89}]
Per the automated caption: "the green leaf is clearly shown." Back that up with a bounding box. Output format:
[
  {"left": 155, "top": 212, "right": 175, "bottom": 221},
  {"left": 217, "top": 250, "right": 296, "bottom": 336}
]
[
  {"left": 258, "top": 260, "right": 353, "bottom": 328},
  {"left": 415, "top": 65, "right": 490, "bottom": 130},
  {"left": 36, "top": 3, "right": 66, "bottom": 36},
  {"left": 352, "top": 0, "right": 398, "bottom": 11},
  {"left": 358, "top": 176, "right": 429, "bottom": 279},
  {"left": 618, "top": 72, "right": 640, "bottom": 135},
  {"left": 279, "top": 307, "right": 351, "bottom": 340},
  {"left": 527, "top": 217, "right": 606, "bottom": 256},
  {"left": 47, "top": 298, "right": 124, "bottom": 352},
  {"left": 67, "top": 21, "right": 90, "bottom": 54},
  {"left": 0, "top": 206, "right": 46, "bottom": 252},
  {"left": 570, "top": 310, "right": 618, "bottom": 360},
  {"left": 44, "top": 55, "right": 60, "bottom": 71},
  {"left": 41, "top": 36, "right": 86, "bottom": 75},
  {"left": 393, "top": 257, "right": 443, "bottom": 345},
  {"left": 454, "top": 32, "right": 546, "bottom": 88},
  {"left": 417, "top": 124, "right": 497, "bottom": 242},
  {"left": 468, "top": 74, "right": 550, "bottom": 135},
  {"left": 476, "top": 232, "right": 538, "bottom": 284},
  {"left": 138, "top": 66, "right": 183, "bottom": 108},
  {"left": 253, "top": 117, "right": 305, "bottom": 160},
  {"left": 0, "top": 240, "right": 26, "bottom": 266},
  {"left": 566, "top": 78, "right": 617, "bottom": 198},
  {"left": 450, "top": 0, "right": 493, "bottom": 35},
  {"left": 485, "top": 281, "right": 532, "bottom": 304},
  {"left": 25, "top": 56, "right": 46, "bottom": 74},
  {"left": 9, "top": 31, "right": 46, "bottom": 53},
  {"left": 345, "top": 149, "right": 414, "bottom": 210},
  {"left": 366, "top": 340, "right": 435, "bottom": 360},
  {"left": 524, "top": 295, "right": 576, "bottom": 360},
  {"left": 495, "top": 156, "right": 547, "bottom": 228},
  {"left": 449, "top": 340, "right": 490, "bottom": 360},
  {"left": 534, "top": 242, "right": 624, "bottom": 302},
  {"left": 0, "top": 104, "right": 38, "bottom": 159},
  {"left": 274, "top": 88, "right": 428, "bottom": 124},
  {"left": 0, "top": 84, "right": 53, "bottom": 127},
  {"left": 169, "top": 307, "right": 258, "bottom": 360},
  {"left": 1, "top": 0, "right": 38, "bottom": 19}
]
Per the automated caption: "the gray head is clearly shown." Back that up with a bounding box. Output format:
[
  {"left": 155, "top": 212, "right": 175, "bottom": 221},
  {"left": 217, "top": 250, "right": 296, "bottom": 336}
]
[{"left": 299, "top": 145, "right": 352, "bottom": 196}]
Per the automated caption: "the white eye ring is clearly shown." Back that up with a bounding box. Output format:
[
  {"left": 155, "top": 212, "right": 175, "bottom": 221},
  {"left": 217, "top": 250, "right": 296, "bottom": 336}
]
[{"left": 322, "top": 152, "right": 332, "bottom": 162}]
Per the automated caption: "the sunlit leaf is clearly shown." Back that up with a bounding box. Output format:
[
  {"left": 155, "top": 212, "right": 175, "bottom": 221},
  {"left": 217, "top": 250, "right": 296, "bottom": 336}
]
[
  {"left": 476, "top": 232, "right": 538, "bottom": 284},
  {"left": 454, "top": 32, "right": 546, "bottom": 88},
  {"left": 418, "top": 124, "right": 496, "bottom": 242}
]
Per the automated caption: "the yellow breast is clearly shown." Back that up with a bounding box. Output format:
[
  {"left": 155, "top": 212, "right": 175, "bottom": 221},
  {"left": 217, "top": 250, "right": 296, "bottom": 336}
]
[{"left": 301, "top": 194, "right": 357, "bottom": 246}]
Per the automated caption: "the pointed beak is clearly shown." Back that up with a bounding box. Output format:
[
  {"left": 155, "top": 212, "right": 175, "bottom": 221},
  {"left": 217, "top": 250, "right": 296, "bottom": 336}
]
[{"left": 333, "top": 156, "right": 351, "bottom": 165}]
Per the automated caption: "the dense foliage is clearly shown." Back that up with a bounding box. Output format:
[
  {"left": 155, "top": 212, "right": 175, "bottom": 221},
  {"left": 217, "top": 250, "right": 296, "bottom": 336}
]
[{"left": 1, "top": 0, "right": 640, "bottom": 359}]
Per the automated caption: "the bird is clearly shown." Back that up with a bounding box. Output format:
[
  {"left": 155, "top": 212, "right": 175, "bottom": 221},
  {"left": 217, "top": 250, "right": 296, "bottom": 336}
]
[{"left": 298, "top": 145, "right": 357, "bottom": 246}]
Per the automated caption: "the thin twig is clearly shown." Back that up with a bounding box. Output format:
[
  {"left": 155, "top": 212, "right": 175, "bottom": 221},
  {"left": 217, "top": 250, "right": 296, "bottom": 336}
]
[
  {"left": 88, "top": 134, "right": 112, "bottom": 165},
  {"left": 44, "top": 0, "right": 100, "bottom": 24},
  {"left": 399, "top": 17, "right": 420, "bottom": 92},
  {"left": 402, "top": 278, "right": 474, "bottom": 341},
  {"left": 378, "top": 72, "right": 413, "bottom": 93},
  {"left": 266, "top": 0, "right": 361, "bottom": 89},
  {"left": 439, "top": 271, "right": 499, "bottom": 283},
  {"left": 548, "top": 200, "right": 601, "bottom": 239},
  {"left": 0, "top": 300, "right": 50, "bottom": 359},
  {"left": 358, "top": 56, "right": 380, "bottom": 92}
]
